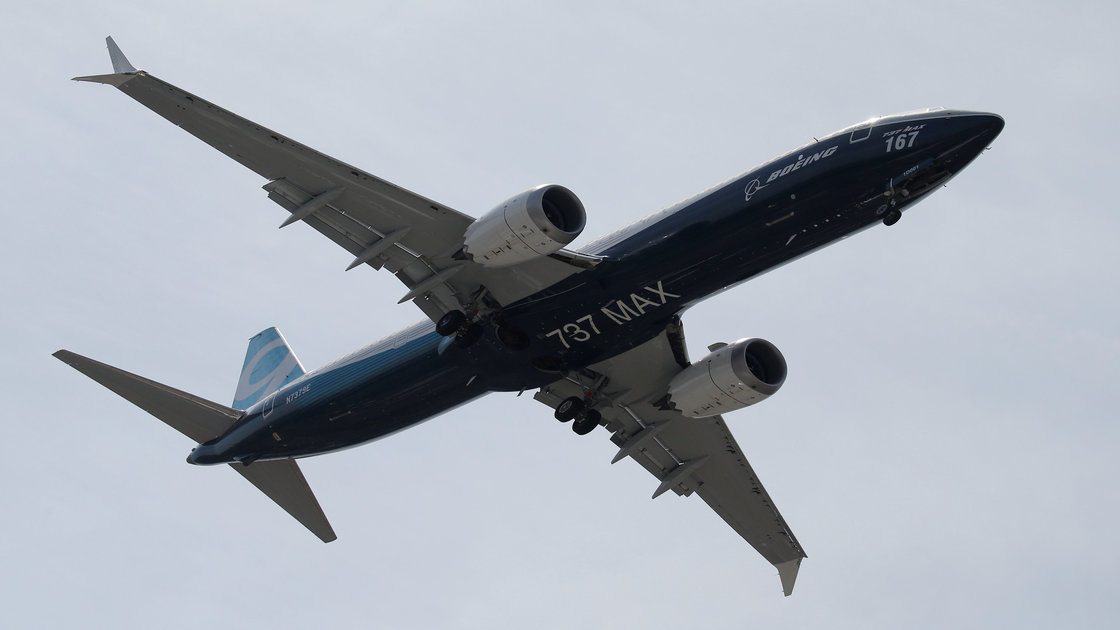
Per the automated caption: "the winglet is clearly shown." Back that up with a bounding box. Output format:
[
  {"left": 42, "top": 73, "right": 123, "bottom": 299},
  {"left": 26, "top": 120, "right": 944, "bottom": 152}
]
[
  {"left": 73, "top": 36, "right": 140, "bottom": 85},
  {"left": 106, "top": 36, "right": 137, "bottom": 73},
  {"left": 775, "top": 558, "right": 802, "bottom": 596}
]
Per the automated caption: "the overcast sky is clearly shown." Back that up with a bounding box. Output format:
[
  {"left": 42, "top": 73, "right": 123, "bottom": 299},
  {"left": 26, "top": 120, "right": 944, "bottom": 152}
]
[{"left": 3, "top": 1, "right": 1118, "bottom": 628}]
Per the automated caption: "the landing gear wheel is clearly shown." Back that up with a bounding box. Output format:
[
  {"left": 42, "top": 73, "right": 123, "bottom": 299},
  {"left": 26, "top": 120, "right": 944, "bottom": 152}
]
[
  {"left": 572, "top": 409, "right": 601, "bottom": 435},
  {"left": 883, "top": 209, "right": 902, "bottom": 226},
  {"left": 436, "top": 310, "right": 467, "bottom": 336},
  {"left": 554, "top": 396, "right": 585, "bottom": 422},
  {"left": 454, "top": 323, "right": 483, "bottom": 347}
]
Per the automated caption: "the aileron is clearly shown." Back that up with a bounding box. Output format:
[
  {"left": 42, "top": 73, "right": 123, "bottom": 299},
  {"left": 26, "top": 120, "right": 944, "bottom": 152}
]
[
  {"left": 534, "top": 324, "right": 807, "bottom": 593},
  {"left": 79, "top": 48, "right": 600, "bottom": 320}
]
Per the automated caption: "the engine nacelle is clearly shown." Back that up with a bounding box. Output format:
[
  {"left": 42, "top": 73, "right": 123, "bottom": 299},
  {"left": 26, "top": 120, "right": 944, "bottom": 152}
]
[
  {"left": 463, "top": 184, "right": 586, "bottom": 268},
  {"left": 666, "top": 338, "right": 787, "bottom": 418}
]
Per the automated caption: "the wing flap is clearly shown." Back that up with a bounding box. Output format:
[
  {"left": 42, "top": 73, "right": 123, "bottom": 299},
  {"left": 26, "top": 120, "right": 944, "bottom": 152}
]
[
  {"left": 534, "top": 322, "right": 807, "bottom": 595},
  {"left": 77, "top": 39, "right": 594, "bottom": 318},
  {"left": 110, "top": 71, "right": 474, "bottom": 251}
]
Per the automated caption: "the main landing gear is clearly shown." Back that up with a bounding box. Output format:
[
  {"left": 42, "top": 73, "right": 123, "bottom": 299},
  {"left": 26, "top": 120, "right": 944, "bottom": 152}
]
[
  {"left": 436, "top": 310, "right": 482, "bottom": 347},
  {"left": 554, "top": 396, "right": 602, "bottom": 435},
  {"left": 437, "top": 310, "right": 530, "bottom": 350}
]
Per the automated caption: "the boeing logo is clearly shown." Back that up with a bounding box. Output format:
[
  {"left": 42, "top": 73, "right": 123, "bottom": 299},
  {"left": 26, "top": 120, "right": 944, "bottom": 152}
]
[{"left": 765, "top": 145, "right": 838, "bottom": 183}]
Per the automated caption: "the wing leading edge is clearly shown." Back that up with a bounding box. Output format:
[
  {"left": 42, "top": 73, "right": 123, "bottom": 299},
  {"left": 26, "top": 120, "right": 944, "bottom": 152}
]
[
  {"left": 75, "top": 37, "right": 590, "bottom": 322},
  {"left": 534, "top": 319, "right": 807, "bottom": 596}
]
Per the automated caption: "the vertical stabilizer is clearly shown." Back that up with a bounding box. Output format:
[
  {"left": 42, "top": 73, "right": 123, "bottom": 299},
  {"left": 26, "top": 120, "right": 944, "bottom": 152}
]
[{"left": 233, "top": 328, "right": 306, "bottom": 409}]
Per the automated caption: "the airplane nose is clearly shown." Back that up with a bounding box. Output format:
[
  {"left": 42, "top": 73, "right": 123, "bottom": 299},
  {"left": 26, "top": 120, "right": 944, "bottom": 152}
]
[
  {"left": 954, "top": 111, "right": 1005, "bottom": 145},
  {"left": 971, "top": 112, "right": 1005, "bottom": 140},
  {"left": 930, "top": 111, "right": 1004, "bottom": 170}
]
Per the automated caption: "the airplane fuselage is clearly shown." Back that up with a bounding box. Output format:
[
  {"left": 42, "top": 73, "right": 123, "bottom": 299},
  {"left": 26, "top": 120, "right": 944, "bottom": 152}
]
[{"left": 188, "top": 109, "right": 1003, "bottom": 465}]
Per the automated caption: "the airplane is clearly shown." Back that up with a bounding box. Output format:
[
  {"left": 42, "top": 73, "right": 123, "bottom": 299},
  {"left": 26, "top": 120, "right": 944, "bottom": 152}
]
[{"left": 55, "top": 37, "right": 1004, "bottom": 596}]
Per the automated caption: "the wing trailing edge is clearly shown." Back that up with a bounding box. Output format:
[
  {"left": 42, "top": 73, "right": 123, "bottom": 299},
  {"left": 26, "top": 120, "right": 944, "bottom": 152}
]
[{"left": 533, "top": 324, "right": 807, "bottom": 597}]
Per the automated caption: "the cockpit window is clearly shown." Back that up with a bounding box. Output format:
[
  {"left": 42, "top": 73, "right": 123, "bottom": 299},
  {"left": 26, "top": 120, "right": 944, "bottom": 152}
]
[{"left": 849, "top": 125, "right": 873, "bottom": 143}]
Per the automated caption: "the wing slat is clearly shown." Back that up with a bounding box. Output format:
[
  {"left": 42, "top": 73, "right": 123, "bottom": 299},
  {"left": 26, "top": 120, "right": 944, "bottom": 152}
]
[
  {"left": 79, "top": 46, "right": 597, "bottom": 319},
  {"left": 534, "top": 322, "right": 807, "bottom": 595}
]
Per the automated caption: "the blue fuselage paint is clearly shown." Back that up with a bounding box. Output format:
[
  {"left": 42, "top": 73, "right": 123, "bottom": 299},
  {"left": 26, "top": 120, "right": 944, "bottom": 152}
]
[{"left": 188, "top": 110, "right": 1003, "bottom": 465}]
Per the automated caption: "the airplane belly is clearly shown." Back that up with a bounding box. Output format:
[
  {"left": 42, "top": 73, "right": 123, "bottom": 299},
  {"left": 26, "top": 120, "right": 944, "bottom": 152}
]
[{"left": 211, "top": 332, "right": 492, "bottom": 461}]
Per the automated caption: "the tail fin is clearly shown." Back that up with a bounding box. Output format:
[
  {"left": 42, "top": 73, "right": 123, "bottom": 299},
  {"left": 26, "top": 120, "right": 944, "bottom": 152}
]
[
  {"left": 53, "top": 348, "right": 335, "bottom": 543},
  {"left": 233, "top": 327, "right": 305, "bottom": 409}
]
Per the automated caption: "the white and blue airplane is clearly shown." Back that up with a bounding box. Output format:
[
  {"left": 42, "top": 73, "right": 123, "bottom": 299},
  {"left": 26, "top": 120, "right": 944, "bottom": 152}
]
[{"left": 55, "top": 38, "right": 1003, "bottom": 596}]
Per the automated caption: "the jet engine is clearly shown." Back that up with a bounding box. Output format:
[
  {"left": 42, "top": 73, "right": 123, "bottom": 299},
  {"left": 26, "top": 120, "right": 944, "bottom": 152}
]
[
  {"left": 666, "top": 338, "right": 787, "bottom": 418},
  {"left": 463, "top": 184, "right": 586, "bottom": 268}
]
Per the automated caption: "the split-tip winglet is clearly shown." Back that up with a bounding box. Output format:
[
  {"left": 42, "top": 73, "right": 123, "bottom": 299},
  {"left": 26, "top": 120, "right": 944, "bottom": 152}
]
[
  {"left": 73, "top": 36, "right": 139, "bottom": 85},
  {"left": 105, "top": 36, "right": 137, "bottom": 73},
  {"left": 776, "top": 558, "right": 802, "bottom": 596}
]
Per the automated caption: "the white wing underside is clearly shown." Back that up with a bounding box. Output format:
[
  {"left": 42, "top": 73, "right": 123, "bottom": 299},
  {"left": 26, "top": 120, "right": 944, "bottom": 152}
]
[
  {"left": 75, "top": 38, "right": 591, "bottom": 323},
  {"left": 534, "top": 320, "right": 806, "bottom": 595}
]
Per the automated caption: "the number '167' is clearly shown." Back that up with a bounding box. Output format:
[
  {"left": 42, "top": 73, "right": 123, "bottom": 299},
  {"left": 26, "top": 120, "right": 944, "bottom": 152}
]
[{"left": 885, "top": 131, "right": 920, "bottom": 152}]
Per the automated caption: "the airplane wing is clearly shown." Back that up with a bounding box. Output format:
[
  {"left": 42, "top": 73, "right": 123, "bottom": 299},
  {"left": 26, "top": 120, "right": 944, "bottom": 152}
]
[
  {"left": 75, "top": 38, "right": 590, "bottom": 323},
  {"left": 534, "top": 317, "right": 807, "bottom": 596}
]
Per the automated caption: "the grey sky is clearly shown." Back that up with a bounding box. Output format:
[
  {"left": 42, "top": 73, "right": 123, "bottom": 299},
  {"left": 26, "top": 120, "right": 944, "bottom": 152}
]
[{"left": 3, "top": 1, "right": 1117, "bottom": 628}]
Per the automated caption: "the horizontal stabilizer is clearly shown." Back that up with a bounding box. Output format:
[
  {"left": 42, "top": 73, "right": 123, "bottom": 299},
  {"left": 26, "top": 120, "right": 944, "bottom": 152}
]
[
  {"left": 53, "top": 350, "right": 241, "bottom": 443},
  {"left": 54, "top": 349, "right": 334, "bottom": 542},
  {"left": 231, "top": 460, "right": 337, "bottom": 542}
]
